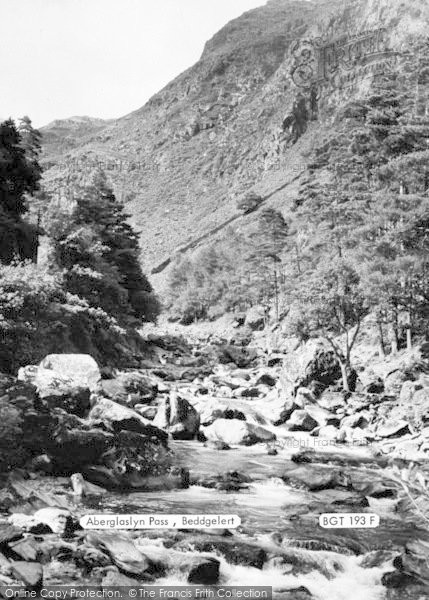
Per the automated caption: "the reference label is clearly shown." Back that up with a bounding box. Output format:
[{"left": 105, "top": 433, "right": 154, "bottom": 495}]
[{"left": 319, "top": 513, "right": 380, "bottom": 528}]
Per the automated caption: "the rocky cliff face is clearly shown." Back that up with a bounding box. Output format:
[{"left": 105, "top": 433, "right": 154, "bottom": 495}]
[{"left": 40, "top": 0, "right": 429, "bottom": 278}]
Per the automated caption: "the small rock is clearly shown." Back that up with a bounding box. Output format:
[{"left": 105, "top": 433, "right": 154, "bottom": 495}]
[
  {"left": 102, "top": 570, "right": 140, "bottom": 586},
  {"left": 377, "top": 421, "right": 410, "bottom": 439},
  {"left": 187, "top": 556, "right": 220, "bottom": 584},
  {"left": 153, "top": 393, "right": 200, "bottom": 440},
  {"left": 11, "top": 562, "right": 43, "bottom": 589},
  {"left": 202, "top": 419, "right": 275, "bottom": 446},
  {"left": 256, "top": 373, "right": 277, "bottom": 387},
  {"left": 287, "top": 410, "right": 318, "bottom": 432}
]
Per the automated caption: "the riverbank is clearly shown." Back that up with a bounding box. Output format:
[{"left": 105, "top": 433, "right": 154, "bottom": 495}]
[{"left": 0, "top": 324, "right": 428, "bottom": 598}]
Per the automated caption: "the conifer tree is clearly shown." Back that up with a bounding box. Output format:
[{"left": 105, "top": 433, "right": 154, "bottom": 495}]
[
  {"left": 0, "top": 119, "right": 41, "bottom": 263},
  {"left": 45, "top": 169, "right": 160, "bottom": 322}
]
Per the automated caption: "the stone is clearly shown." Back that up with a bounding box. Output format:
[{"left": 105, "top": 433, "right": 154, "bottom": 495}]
[
  {"left": 153, "top": 393, "right": 200, "bottom": 440},
  {"left": 74, "top": 545, "right": 111, "bottom": 570},
  {"left": 282, "top": 467, "right": 350, "bottom": 492},
  {"left": 187, "top": 556, "right": 220, "bottom": 584},
  {"left": 8, "top": 538, "right": 39, "bottom": 561},
  {"left": 384, "top": 370, "right": 408, "bottom": 395},
  {"left": 196, "top": 471, "right": 250, "bottom": 491},
  {"left": 26, "top": 454, "right": 53, "bottom": 473},
  {"left": 9, "top": 508, "right": 75, "bottom": 536},
  {"left": 217, "top": 345, "right": 258, "bottom": 368},
  {"left": 33, "top": 508, "right": 74, "bottom": 535},
  {"left": 99, "top": 372, "right": 157, "bottom": 407},
  {"left": 202, "top": 419, "right": 275, "bottom": 446},
  {"left": 273, "top": 400, "right": 299, "bottom": 426},
  {"left": 38, "top": 386, "right": 90, "bottom": 418},
  {"left": 305, "top": 405, "right": 339, "bottom": 427},
  {"left": 317, "top": 392, "right": 346, "bottom": 412},
  {"left": 204, "top": 440, "right": 231, "bottom": 450},
  {"left": 244, "top": 306, "right": 266, "bottom": 331},
  {"left": 135, "top": 405, "right": 157, "bottom": 420},
  {"left": 102, "top": 570, "right": 140, "bottom": 586},
  {"left": 50, "top": 417, "right": 115, "bottom": 472},
  {"left": 0, "top": 525, "right": 22, "bottom": 549},
  {"left": 174, "top": 538, "right": 266, "bottom": 569},
  {"left": 341, "top": 414, "right": 370, "bottom": 429},
  {"left": 11, "top": 562, "right": 43, "bottom": 589},
  {"left": 287, "top": 410, "right": 318, "bottom": 432},
  {"left": 86, "top": 532, "right": 151, "bottom": 577},
  {"left": 317, "top": 425, "right": 339, "bottom": 440},
  {"left": 255, "top": 372, "right": 277, "bottom": 387},
  {"left": 39, "top": 354, "right": 100, "bottom": 390},
  {"left": 240, "top": 387, "right": 261, "bottom": 398},
  {"left": 295, "top": 387, "right": 316, "bottom": 407},
  {"left": 89, "top": 398, "right": 163, "bottom": 438},
  {"left": 70, "top": 473, "right": 107, "bottom": 497},
  {"left": 377, "top": 420, "right": 410, "bottom": 439},
  {"left": 283, "top": 342, "right": 343, "bottom": 389}
]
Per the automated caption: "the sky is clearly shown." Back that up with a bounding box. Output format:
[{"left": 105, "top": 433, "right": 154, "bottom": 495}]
[{"left": 0, "top": 0, "right": 265, "bottom": 127}]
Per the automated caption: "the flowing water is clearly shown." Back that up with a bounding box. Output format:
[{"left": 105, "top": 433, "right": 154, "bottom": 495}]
[{"left": 94, "top": 440, "right": 429, "bottom": 600}]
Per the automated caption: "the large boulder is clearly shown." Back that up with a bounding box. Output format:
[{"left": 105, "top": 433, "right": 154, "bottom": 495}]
[
  {"left": 202, "top": 419, "right": 275, "bottom": 446},
  {"left": 281, "top": 340, "right": 344, "bottom": 391},
  {"left": 0, "top": 376, "right": 54, "bottom": 472},
  {"left": 287, "top": 410, "right": 318, "bottom": 432},
  {"left": 98, "top": 372, "right": 157, "bottom": 407},
  {"left": 399, "top": 377, "right": 429, "bottom": 428},
  {"left": 39, "top": 354, "right": 101, "bottom": 390},
  {"left": 18, "top": 355, "right": 101, "bottom": 413},
  {"left": 89, "top": 398, "right": 166, "bottom": 442},
  {"left": 0, "top": 374, "right": 170, "bottom": 485},
  {"left": 85, "top": 532, "right": 151, "bottom": 577},
  {"left": 217, "top": 345, "right": 259, "bottom": 368},
  {"left": 317, "top": 391, "right": 346, "bottom": 412},
  {"left": 18, "top": 365, "right": 91, "bottom": 417},
  {"left": 199, "top": 401, "right": 246, "bottom": 427},
  {"left": 153, "top": 393, "right": 200, "bottom": 440},
  {"left": 244, "top": 306, "right": 266, "bottom": 331},
  {"left": 376, "top": 420, "right": 411, "bottom": 439},
  {"left": 273, "top": 399, "right": 300, "bottom": 426}
]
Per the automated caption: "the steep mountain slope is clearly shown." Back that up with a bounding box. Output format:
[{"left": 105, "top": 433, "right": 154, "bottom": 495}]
[{"left": 40, "top": 0, "right": 429, "bottom": 279}]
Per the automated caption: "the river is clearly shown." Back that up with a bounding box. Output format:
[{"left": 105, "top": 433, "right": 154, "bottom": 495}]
[{"left": 91, "top": 439, "right": 429, "bottom": 600}]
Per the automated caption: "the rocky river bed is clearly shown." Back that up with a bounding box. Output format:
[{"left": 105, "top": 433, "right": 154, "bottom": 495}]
[{"left": 0, "top": 329, "right": 428, "bottom": 599}]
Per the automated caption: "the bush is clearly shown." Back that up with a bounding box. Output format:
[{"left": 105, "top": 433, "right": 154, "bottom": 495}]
[
  {"left": 0, "top": 261, "right": 150, "bottom": 373},
  {"left": 0, "top": 395, "right": 24, "bottom": 472}
]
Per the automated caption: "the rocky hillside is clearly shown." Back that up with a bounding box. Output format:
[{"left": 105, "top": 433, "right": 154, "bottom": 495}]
[{"left": 40, "top": 0, "right": 429, "bottom": 278}]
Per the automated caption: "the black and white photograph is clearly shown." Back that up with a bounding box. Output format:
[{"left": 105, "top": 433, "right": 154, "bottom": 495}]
[{"left": 0, "top": 0, "right": 428, "bottom": 598}]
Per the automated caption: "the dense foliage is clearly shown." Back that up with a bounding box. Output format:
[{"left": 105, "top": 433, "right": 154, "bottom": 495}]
[
  {"left": 168, "top": 40, "right": 429, "bottom": 389},
  {"left": 0, "top": 119, "right": 159, "bottom": 373},
  {"left": 0, "top": 118, "right": 41, "bottom": 263},
  {"left": 44, "top": 170, "right": 160, "bottom": 322},
  {"left": 168, "top": 208, "right": 289, "bottom": 323}
]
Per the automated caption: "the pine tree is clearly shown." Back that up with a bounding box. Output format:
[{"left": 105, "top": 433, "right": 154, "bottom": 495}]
[
  {"left": 248, "top": 209, "right": 289, "bottom": 320},
  {"left": 45, "top": 169, "right": 160, "bottom": 322},
  {"left": 0, "top": 119, "right": 41, "bottom": 263}
]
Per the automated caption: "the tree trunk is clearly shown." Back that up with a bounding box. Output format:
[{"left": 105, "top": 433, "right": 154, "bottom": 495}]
[
  {"left": 406, "top": 324, "right": 412, "bottom": 351},
  {"left": 273, "top": 261, "right": 279, "bottom": 322},
  {"left": 389, "top": 322, "right": 398, "bottom": 355},
  {"left": 377, "top": 321, "right": 386, "bottom": 358},
  {"left": 339, "top": 361, "right": 349, "bottom": 392}
]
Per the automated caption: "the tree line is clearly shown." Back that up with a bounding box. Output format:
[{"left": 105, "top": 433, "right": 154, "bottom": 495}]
[
  {"left": 168, "top": 39, "right": 429, "bottom": 390},
  {"left": 0, "top": 117, "right": 159, "bottom": 372}
]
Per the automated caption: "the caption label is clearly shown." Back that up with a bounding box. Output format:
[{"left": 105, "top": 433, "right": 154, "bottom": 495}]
[{"left": 79, "top": 514, "right": 241, "bottom": 530}]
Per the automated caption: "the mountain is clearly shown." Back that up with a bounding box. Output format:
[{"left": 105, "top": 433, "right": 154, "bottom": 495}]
[
  {"left": 41, "top": 116, "right": 112, "bottom": 167},
  {"left": 40, "top": 0, "right": 429, "bottom": 280}
]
